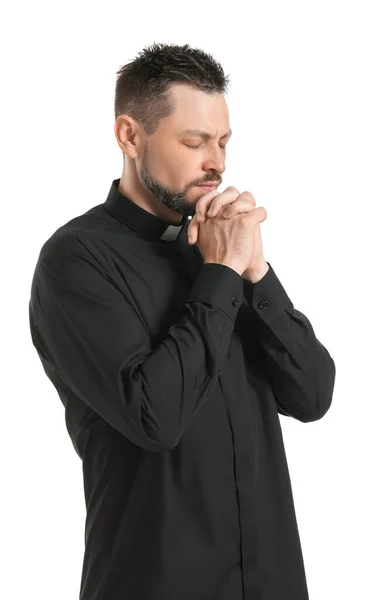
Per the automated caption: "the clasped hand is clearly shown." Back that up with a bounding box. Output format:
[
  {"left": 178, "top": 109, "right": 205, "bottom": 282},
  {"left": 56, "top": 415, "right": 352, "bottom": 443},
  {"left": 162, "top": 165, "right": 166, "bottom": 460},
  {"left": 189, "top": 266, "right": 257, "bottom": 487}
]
[{"left": 188, "top": 186, "right": 269, "bottom": 279}]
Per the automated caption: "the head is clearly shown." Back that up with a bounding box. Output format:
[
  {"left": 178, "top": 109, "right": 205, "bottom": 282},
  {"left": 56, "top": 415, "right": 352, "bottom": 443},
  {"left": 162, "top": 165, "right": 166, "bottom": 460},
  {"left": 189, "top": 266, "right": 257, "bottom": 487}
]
[{"left": 113, "top": 43, "right": 232, "bottom": 221}]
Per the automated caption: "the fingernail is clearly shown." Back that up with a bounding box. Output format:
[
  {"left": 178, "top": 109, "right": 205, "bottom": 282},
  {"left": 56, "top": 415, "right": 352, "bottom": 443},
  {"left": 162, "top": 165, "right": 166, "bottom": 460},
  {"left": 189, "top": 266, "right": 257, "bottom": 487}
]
[
  {"left": 207, "top": 210, "right": 213, "bottom": 216},
  {"left": 196, "top": 213, "right": 203, "bottom": 222}
]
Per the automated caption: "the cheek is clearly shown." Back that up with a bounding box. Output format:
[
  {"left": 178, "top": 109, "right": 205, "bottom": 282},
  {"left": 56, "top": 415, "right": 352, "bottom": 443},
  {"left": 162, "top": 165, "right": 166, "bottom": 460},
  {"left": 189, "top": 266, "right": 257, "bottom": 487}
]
[{"left": 154, "top": 143, "right": 198, "bottom": 191}]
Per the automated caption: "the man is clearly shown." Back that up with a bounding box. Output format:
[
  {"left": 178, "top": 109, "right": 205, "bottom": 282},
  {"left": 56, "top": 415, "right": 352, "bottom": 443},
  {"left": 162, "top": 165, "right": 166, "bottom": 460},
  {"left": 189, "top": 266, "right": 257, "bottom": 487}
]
[{"left": 28, "top": 42, "right": 336, "bottom": 600}]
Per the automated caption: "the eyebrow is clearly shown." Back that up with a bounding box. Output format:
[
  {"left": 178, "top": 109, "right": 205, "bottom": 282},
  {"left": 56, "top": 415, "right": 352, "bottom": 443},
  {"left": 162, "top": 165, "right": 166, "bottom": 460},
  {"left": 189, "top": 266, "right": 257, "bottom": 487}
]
[{"left": 181, "top": 128, "right": 232, "bottom": 140}]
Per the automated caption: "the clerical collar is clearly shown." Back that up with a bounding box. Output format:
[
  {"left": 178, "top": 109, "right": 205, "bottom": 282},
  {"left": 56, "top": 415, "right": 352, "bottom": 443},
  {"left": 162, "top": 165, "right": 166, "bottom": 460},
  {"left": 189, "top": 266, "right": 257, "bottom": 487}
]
[{"left": 103, "top": 178, "right": 189, "bottom": 242}]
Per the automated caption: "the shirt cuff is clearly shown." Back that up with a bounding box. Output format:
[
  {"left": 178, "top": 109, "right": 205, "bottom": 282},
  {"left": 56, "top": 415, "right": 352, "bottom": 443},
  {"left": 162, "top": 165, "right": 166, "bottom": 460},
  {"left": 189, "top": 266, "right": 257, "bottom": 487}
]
[
  {"left": 243, "top": 261, "right": 292, "bottom": 326},
  {"left": 187, "top": 262, "right": 244, "bottom": 322}
]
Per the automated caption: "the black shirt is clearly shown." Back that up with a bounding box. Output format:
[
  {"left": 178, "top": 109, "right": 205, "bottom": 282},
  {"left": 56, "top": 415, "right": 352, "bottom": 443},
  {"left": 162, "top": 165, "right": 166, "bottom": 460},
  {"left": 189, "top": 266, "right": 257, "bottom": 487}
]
[{"left": 28, "top": 178, "right": 336, "bottom": 600}]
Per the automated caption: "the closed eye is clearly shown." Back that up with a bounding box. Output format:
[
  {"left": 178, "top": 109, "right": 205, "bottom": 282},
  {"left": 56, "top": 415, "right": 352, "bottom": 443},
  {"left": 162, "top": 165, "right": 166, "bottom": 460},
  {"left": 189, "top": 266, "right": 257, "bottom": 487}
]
[{"left": 185, "top": 144, "right": 227, "bottom": 149}]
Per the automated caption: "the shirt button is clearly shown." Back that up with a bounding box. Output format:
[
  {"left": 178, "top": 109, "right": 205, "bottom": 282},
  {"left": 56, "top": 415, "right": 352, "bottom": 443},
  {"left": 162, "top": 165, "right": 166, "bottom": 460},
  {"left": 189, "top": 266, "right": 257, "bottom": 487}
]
[
  {"left": 232, "top": 297, "right": 239, "bottom": 307},
  {"left": 258, "top": 300, "right": 269, "bottom": 309}
]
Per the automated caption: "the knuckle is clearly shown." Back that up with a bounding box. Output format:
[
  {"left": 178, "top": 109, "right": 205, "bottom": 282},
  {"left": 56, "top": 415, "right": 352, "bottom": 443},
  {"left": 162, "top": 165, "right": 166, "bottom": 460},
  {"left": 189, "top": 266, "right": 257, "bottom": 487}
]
[
  {"left": 222, "top": 186, "right": 240, "bottom": 198},
  {"left": 240, "top": 191, "right": 256, "bottom": 204}
]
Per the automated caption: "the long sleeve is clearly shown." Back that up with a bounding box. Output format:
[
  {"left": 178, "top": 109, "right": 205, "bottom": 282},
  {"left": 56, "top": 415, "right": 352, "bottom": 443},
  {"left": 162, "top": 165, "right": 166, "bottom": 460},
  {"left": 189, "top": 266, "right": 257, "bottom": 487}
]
[
  {"left": 241, "top": 262, "right": 336, "bottom": 422},
  {"left": 29, "top": 236, "right": 244, "bottom": 452}
]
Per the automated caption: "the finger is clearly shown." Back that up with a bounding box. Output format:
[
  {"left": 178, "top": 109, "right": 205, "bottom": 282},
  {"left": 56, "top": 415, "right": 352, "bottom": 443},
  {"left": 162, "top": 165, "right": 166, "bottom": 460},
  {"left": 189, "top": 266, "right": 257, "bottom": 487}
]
[
  {"left": 188, "top": 200, "right": 257, "bottom": 245},
  {"left": 187, "top": 214, "right": 200, "bottom": 244},
  {"left": 189, "top": 191, "right": 255, "bottom": 243},
  {"left": 195, "top": 189, "right": 221, "bottom": 223},
  {"left": 222, "top": 199, "right": 256, "bottom": 218},
  {"left": 188, "top": 203, "right": 265, "bottom": 245},
  {"left": 188, "top": 219, "right": 198, "bottom": 244},
  {"left": 188, "top": 188, "right": 222, "bottom": 243},
  {"left": 189, "top": 186, "right": 237, "bottom": 244},
  {"left": 207, "top": 190, "right": 256, "bottom": 217},
  {"left": 240, "top": 206, "right": 268, "bottom": 226},
  {"left": 196, "top": 185, "right": 245, "bottom": 222}
]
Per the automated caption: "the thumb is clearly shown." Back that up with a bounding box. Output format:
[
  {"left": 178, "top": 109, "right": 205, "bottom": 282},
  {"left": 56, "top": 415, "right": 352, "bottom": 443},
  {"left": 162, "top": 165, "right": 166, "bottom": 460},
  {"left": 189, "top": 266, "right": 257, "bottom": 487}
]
[{"left": 188, "top": 215, "right": 199, "bottom": 244}]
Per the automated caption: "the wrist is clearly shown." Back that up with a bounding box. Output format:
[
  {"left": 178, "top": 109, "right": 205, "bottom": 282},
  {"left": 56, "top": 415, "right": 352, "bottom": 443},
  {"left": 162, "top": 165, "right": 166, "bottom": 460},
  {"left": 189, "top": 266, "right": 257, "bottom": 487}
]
[{"left": 242, "top": 261, "right": 269, "bottom": 283}]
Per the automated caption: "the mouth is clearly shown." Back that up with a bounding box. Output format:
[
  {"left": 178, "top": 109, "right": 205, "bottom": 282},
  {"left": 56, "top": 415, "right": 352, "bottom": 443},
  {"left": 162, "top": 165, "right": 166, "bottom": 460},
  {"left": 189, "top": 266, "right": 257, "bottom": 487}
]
[{"left": 197, "top": 183, "right": 219, "bottom": 190}]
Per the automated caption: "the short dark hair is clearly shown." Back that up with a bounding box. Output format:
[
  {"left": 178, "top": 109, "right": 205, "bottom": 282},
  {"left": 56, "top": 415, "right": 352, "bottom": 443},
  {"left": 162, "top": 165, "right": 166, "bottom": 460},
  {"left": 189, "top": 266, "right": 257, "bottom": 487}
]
[{"left": 114, "top": 42, "right": 231, "bottom": 137}]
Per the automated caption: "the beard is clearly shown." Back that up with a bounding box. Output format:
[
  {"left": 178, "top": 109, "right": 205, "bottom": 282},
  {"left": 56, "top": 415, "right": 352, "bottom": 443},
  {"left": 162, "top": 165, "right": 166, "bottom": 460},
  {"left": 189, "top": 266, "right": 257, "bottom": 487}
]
[{"left": 138, "top": 144, "right": 196, "bottom": 217}]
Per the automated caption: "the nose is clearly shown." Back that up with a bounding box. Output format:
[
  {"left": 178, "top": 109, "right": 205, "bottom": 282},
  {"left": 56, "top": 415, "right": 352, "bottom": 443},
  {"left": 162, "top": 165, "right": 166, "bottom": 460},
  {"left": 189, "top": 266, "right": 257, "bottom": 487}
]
[{"left": 202, "top": 149, "right": 226, "bottom": 175}]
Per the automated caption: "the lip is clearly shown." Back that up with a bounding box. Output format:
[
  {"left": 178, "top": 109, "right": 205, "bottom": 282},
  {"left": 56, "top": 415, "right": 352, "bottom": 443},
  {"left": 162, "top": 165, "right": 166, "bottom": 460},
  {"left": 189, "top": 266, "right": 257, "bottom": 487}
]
[{"left": 197, "top": 183, "right": 219, "bottom": 189}]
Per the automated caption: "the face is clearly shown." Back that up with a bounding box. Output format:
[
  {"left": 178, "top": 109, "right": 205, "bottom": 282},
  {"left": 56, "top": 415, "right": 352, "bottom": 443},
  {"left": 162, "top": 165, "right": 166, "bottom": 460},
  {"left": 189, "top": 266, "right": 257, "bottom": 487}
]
[{"left": 136, "top": 84, "right": 231, "bottom": 217}]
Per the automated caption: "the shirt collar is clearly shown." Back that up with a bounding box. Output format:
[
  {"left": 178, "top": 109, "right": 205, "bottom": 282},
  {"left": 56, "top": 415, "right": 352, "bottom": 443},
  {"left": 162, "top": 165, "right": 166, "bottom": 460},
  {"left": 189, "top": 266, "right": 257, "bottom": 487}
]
[{"left": 103, "top": 178, "right": 190, "bottom": 242}]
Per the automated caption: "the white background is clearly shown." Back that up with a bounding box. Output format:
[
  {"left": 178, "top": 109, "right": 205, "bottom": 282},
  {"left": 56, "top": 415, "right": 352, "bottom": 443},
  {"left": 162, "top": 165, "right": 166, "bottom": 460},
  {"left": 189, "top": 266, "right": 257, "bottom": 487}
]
[{"left": 2, "top": 1, "right": 370, "bottom": 598}]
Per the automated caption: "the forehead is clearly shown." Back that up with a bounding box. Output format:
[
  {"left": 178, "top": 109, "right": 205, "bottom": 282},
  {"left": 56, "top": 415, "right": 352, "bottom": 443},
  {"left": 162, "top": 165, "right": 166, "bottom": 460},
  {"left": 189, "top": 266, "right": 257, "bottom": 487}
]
[{"left": 164, "top": 84, "right": 230, "bottom": 134}]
